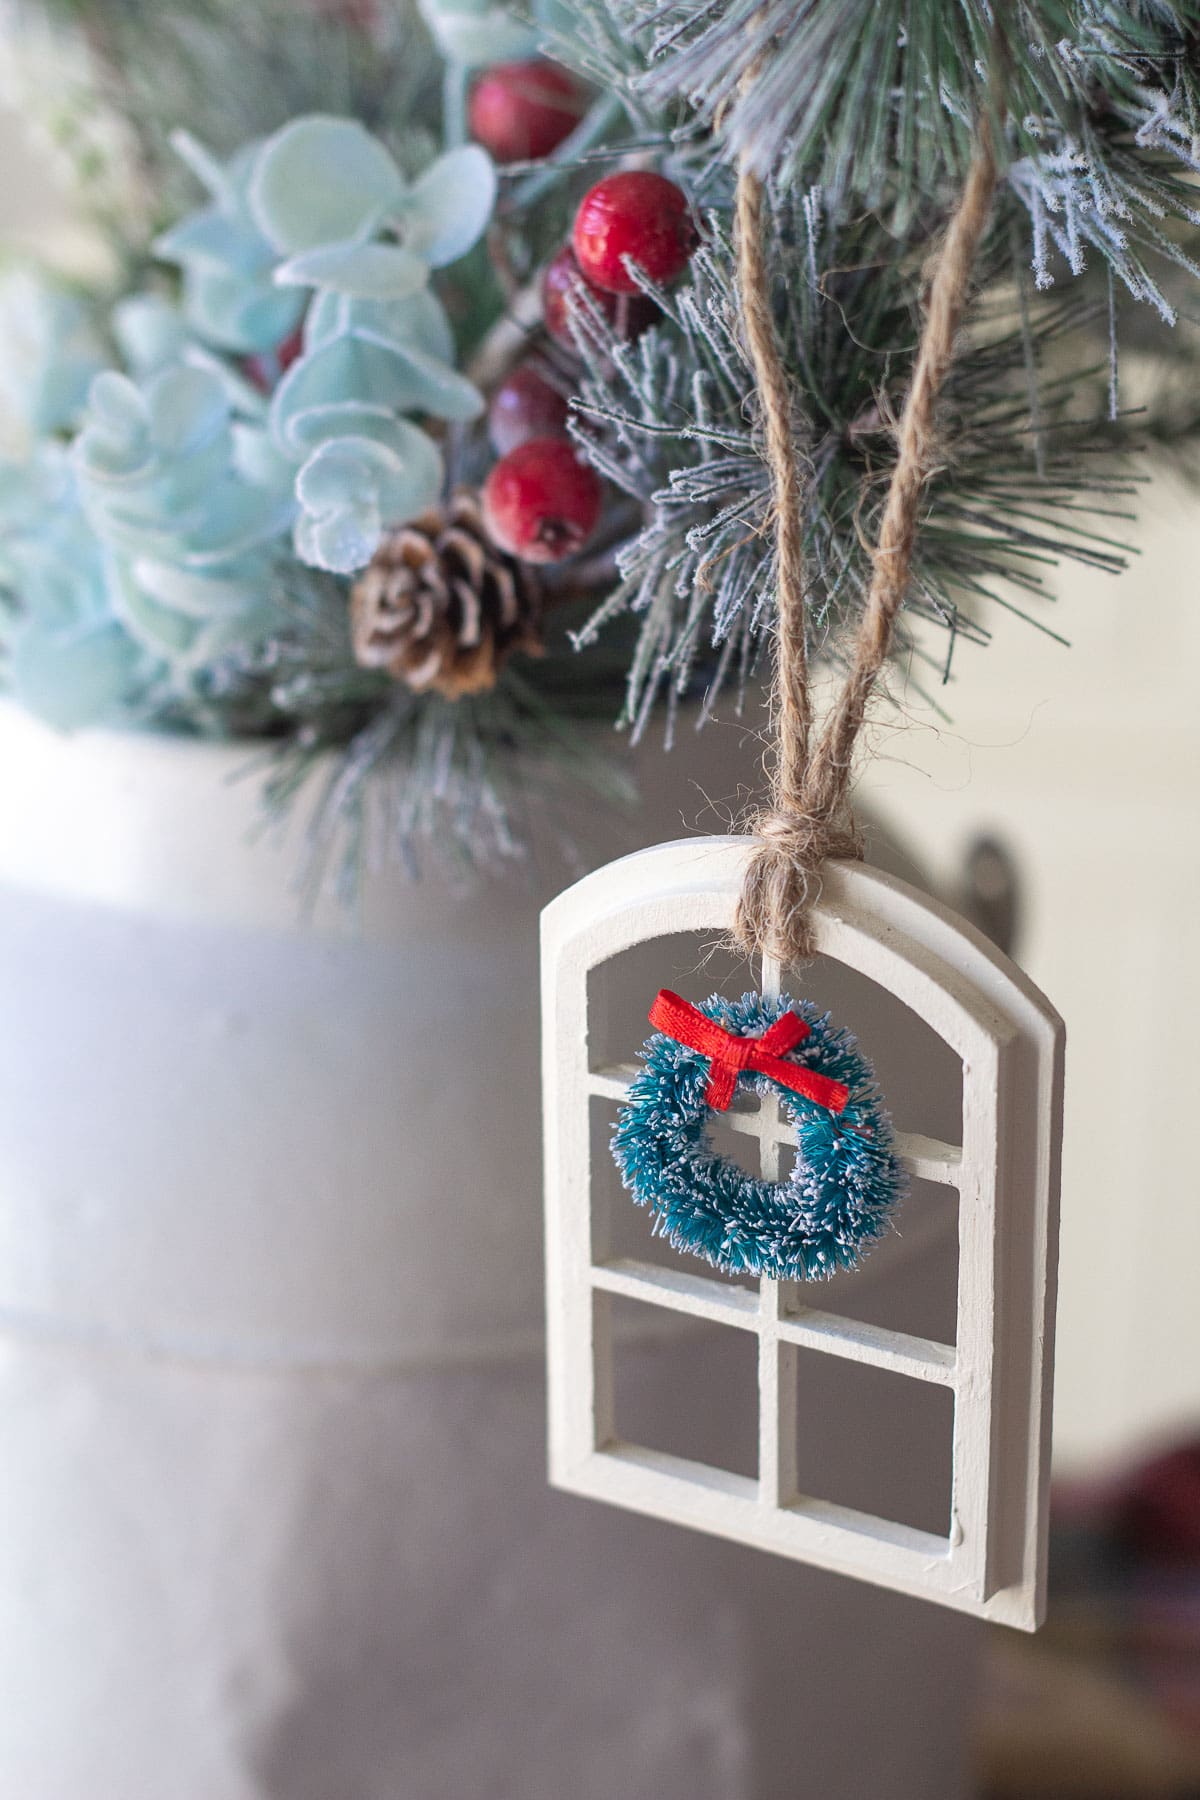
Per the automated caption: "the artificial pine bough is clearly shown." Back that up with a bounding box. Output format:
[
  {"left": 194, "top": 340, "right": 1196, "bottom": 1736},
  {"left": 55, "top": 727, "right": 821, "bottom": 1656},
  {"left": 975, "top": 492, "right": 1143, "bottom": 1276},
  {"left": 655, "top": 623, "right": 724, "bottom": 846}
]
[{"left": 1, "top": 0, "right": 1199, "bottom": 889}]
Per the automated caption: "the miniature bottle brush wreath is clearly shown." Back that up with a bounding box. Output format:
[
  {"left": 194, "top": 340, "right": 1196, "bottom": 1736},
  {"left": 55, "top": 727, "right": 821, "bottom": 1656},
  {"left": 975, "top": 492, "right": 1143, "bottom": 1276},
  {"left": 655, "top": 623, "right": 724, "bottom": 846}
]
[{"left": 611, "top": 989, "right": 903, "bottom": 1282}]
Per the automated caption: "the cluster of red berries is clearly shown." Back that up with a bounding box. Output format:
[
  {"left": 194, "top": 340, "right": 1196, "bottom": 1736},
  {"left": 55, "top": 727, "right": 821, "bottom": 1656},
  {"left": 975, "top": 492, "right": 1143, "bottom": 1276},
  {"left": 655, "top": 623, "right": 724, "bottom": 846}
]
[
  {"left": 472, "top": 67, "right": 698, "bottom": 565},
  {"left": 482, "top": 167, "right": 695, "bottom": 564}
]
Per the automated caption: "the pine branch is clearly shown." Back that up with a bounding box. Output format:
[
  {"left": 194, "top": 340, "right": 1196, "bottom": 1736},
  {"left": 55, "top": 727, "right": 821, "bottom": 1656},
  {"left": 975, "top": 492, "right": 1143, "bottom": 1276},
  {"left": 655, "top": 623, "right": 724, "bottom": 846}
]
[
  {"left": 157, "top": 562, "right": 637, "bottom": 898},
  {"left": 578, "top": 1, "right": 1200, "bottom": 311},
  {"left": 568, "top": 187, "right": 1150, "bottom": 735}
]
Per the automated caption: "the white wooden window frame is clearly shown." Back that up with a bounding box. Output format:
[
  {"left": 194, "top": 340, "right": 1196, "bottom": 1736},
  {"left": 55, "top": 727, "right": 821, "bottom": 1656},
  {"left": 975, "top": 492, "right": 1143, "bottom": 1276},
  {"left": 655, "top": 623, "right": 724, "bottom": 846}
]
[{"left": 542, "top": 837, "right": 1064, "bottom": 1630}]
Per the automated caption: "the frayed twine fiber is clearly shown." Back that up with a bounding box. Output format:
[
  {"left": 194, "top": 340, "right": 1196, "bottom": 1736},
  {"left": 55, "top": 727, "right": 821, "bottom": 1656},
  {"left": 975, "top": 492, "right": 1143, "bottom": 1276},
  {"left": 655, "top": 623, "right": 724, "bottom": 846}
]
[{"left": 731, "top": 124, "right": 997, "bottom": 966}]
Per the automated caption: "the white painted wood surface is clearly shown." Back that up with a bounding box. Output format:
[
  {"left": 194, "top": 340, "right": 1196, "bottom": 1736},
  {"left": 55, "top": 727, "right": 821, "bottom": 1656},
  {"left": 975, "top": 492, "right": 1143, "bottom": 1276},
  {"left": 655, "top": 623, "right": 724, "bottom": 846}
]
[{"left": 542, "top": 836, "right": 1065, "bottom": 1630}]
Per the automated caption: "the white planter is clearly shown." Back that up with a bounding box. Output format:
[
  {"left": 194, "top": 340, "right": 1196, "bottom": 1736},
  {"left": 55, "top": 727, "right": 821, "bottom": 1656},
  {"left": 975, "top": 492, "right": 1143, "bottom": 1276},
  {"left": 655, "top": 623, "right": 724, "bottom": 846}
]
[{"left": 0, "top": 703, "right": 982, "bottom": 1800}]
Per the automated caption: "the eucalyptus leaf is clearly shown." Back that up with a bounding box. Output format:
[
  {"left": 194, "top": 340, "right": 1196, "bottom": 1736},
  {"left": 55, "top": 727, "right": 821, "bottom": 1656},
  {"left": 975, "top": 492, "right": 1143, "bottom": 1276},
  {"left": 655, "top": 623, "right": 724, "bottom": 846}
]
[
  {"left": 159, "top": 131, "right": 302, "bottom": 355},
  {"left": 183, "top": 347, "right": 271, "bottom": 421},
  {"left": 403, "top": 145, "right": 496, "bottom": 268},
  {"left": 295, "top": 429, "right": 442, "bottom": 518},
  {"left": 0, "top": 272, "right": 106, "bottom": 441},
  {"left": 294, "top": 498, "right": 384, "bottom": 576},
  {"left": 87, "top": 372, "right": 149, "bottom": 440},
  {"left": 176, "top": 485, "right": 296, "bottom": 565},
  {"left": 107, "top": 557, "right": 201, "bottom": 660},
  {"left": 155, "top": 207, "right": 267, "bottom": 278},
  {"left": 275, "top": 239, "right": 428, "bottom": 300},
  {"left": 415, "top": 0, "right": 539, "bottom": 66},
  {"left": 183, "top": 268, "right": 305, "bottom": 356},
  {"left": 351, "top": 336, "right": 483, "bottom": 420},
  {"left": 291, "top": 428, "right": 442, "bottom": 573},
  {"left": 131, "top": 558, "right": 264, "bottom": 619},
  {"left": 270, "top": 331, "right": 481, "bottom": 457},
  {"left": 232, "top": 424, "right": 296, "bottom": 490},
  {"left": 341, "top": 291, "right": 456, "bottom": 363},
  {"left": 113, "top": 296, "right": 190, "bottom": 377},
  {"left": 249, "top": 115, "right": 405, "bottom": 255},
  {"left": 302, "top": 291, "right": 351, "bottom": 353},
  {"left": 73, "top": 442, "right": 157, "bottom": 490},
  {"left": 145, "top": 366, "right": 229, "bottom": 458},
  {"left": 282, "top": 400, "right": 405, "bottom": 452},
  {"left": 73, "top": 356, "right": 293, "bottom": 630}
]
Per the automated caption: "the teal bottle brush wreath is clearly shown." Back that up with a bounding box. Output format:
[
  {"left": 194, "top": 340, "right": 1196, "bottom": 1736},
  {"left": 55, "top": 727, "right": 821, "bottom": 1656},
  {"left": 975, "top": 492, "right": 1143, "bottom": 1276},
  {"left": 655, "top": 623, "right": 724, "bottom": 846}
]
[
  {"left": 611, "top": 114, "right": 999, "bottom": 1282},
  {"left": 612, "top": 989, "right": 903, "bottom": 1281}
]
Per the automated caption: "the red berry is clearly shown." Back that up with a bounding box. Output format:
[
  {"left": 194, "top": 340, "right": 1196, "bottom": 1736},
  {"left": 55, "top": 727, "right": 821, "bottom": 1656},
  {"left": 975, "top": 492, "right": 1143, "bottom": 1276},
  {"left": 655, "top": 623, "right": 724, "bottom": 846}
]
[
  {"left": 468, "top": 60, "right": 586, "bottom": 164},
  {"left": 573, "top": 170, "right": 696, "bottom": 295},
  {"left": 483, "top": 437, "right": 602, "bottom": 564},
  {"left": 540, "top": 243, "right": 659, "bottom": 350},
  {"left": 488, "top": 363, "right": 570, "bottom": 456},
  {"left": 278, "top": 325, "right": 305, "bottom": 373},
  {"left": 243, "top": 323, "right": 306, "bottom": 393}
]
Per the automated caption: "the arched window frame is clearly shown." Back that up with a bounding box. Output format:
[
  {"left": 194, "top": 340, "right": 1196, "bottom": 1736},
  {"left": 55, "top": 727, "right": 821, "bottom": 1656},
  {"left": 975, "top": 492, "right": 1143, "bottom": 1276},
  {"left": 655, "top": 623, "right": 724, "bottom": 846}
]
[{"left": 542, "top": 837, "right": 1064, "bottom": 1629}]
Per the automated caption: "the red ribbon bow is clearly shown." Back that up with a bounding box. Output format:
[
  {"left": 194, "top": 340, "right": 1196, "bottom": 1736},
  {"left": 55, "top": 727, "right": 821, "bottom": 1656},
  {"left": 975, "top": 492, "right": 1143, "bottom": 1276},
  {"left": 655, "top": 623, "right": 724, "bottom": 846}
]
[{"left": 648, "top": 990, "right": 850, "bottom": 1116}]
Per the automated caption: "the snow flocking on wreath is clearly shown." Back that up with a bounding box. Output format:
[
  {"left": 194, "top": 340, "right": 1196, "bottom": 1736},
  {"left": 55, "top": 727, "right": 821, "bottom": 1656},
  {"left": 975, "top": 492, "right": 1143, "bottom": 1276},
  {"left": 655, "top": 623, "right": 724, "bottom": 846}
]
[
  {"left": 610, "top": 984, "right": 902, "bottom": 1285},
  {"left": 541, "top": 109, "right": 1066, "bottom": 1628}
]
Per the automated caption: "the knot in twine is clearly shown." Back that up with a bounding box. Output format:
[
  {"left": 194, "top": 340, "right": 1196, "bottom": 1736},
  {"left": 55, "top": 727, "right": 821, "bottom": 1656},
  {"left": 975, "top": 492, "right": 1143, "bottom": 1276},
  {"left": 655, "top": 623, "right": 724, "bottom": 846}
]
[
  {"left": 729, "top": 123, "right": 997, "bottom": 968},
  {"left": 737, "top": 805, "right": 864, "bottom": 964}
]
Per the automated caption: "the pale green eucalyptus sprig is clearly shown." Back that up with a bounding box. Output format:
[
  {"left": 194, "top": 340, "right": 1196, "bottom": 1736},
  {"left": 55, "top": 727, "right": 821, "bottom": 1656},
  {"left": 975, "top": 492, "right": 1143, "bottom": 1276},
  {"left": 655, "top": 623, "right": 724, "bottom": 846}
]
[
  {"left": 0, "top": 271, "right": 105, "bottom": 449},
  {"left": 72, "top": 361, "right": 294, "bottom": 676},
  {"left": 153, "top": 132, "right": 307, "bottom": 355},
  {"left": 0, "top": 442, "right": 147, "bottom": 730},
  {"left": 155, "top": 114, "right": 497, "bottom": 576}
]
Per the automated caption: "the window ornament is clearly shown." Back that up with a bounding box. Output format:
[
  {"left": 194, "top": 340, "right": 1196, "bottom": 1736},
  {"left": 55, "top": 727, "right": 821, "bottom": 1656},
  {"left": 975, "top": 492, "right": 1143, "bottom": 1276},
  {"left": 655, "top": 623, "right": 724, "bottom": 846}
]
[{"left": 541, "top": 838, "right": 1063, "bottom": 1629}]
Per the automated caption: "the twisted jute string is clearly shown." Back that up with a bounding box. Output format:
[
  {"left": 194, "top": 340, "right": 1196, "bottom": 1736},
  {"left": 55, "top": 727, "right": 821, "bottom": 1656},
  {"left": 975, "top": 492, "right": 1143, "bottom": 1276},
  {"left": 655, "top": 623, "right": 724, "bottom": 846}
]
[{"left": 732, "top": 128, "right": 998, "bottom": 965}]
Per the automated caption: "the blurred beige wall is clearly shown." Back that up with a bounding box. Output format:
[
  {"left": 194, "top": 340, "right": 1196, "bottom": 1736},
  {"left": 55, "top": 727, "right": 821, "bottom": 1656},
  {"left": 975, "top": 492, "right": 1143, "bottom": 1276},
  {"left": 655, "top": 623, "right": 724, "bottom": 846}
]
[{"left": 859, "top": 491, "right": 1200, "bottom": 1471}]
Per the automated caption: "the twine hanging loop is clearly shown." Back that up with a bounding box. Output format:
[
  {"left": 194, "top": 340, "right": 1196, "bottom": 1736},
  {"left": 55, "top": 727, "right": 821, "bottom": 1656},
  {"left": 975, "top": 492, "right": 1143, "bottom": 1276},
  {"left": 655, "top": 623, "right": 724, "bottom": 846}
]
[{"left": 731, "top": 127, "right": 998, "bottom": 966}]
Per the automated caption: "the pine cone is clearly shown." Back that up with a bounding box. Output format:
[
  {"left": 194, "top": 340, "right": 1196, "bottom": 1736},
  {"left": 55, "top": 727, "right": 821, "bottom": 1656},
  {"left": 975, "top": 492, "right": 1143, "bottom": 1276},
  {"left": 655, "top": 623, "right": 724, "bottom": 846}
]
[{"left": 350, "top": 490, "right": 544, "bottom": 699}]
